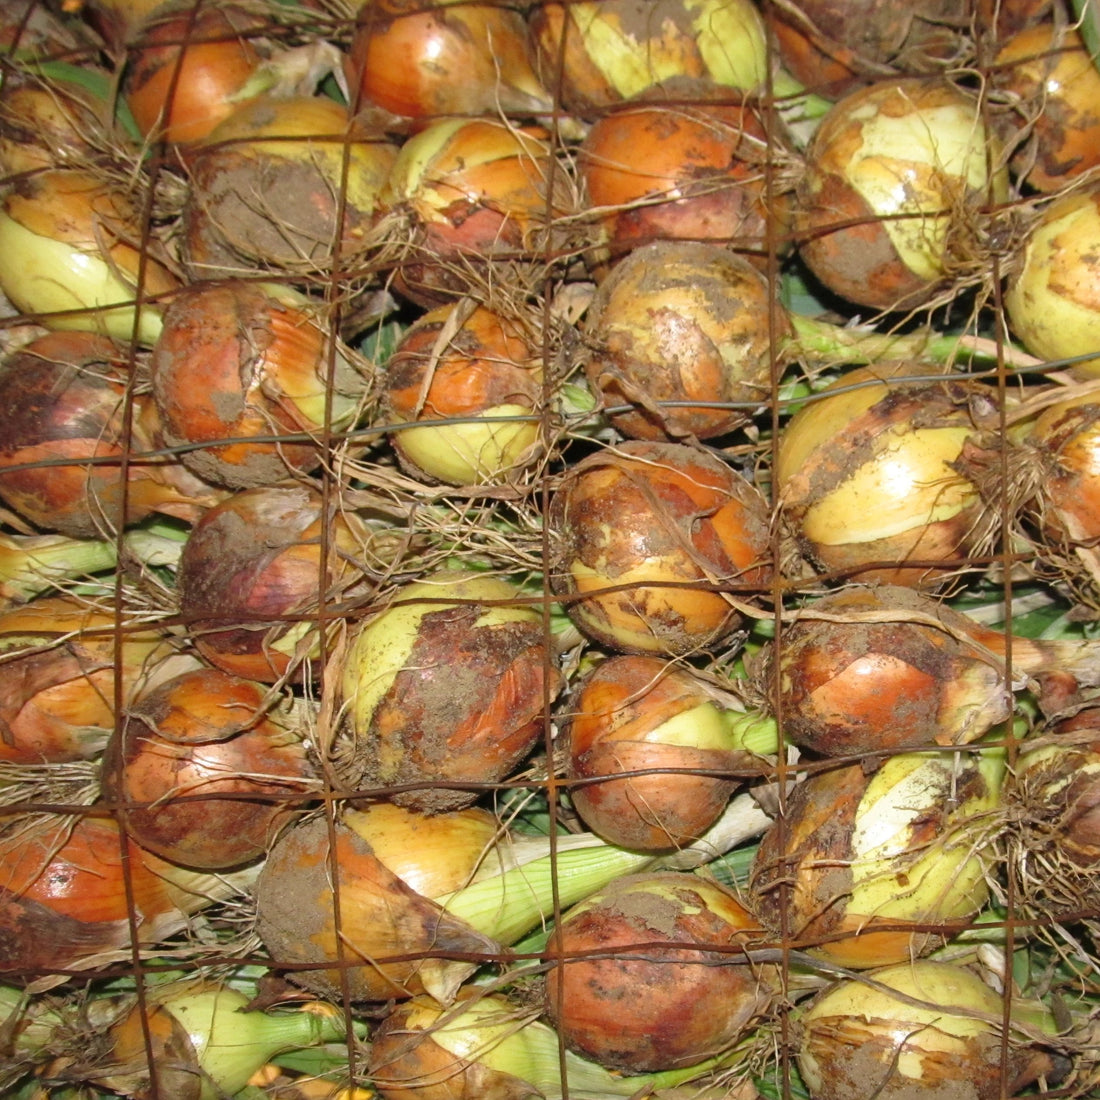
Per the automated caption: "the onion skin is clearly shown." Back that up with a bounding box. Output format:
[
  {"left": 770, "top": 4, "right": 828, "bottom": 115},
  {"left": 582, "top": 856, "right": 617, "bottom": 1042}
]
[
  {"left": 582, "top": 241, "right": 789, "bottom": 441},
  {"left": 749, "top": 750, "right": 1003, "bottom": 969},
  {"left": 775, "top": 363, "right": 997, "bottom": 588},
  {"left": 550, "top": 440, "right": 773, "bottom": 656},
  {"left": 565, "top": 654, "right": 754, "bottom": 851},
  {"left": 544, "top": 871, "right": 775, "bottom": 1073},
  {"left": 795, "top": 77, "right": 1008, "bottom": 312},
  {"left": 151, "top": 280, "right": 370, "bottom": 489},
  {"left": 100, "top": 668, "right": 316, "bottom": 870},
  {"left": 182, "top": 96, "right": 397, "bottom": 282},
  {"left": 796, "top": 960, "right": 1060, "bottom": 1100},
  {"left": 383, "top": 303, "right": 543, "bottom": 486},
  {"left": 336, "top": 571, "right": 559, "bottom": 813}
]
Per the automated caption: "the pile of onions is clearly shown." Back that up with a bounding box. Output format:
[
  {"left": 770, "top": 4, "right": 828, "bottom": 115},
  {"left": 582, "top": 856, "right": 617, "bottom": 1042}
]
[{"left": 550, "top": 440, "right": 773, "bottom": 655}]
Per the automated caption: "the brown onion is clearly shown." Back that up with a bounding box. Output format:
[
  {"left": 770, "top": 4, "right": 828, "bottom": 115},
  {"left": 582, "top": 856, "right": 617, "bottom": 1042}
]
[
  {"left": 334, "top": 570, "right": 560, "bottom": 813},
  {"left": 544, "top": 870, "right": 776, "bottom": 1072},
  {"left": 749, "top": 748, "right": 1004, "bottom": 969},
  {"left": 0, "top": 331, "right": 217, "bottom": 539},
  {"left": 100, "top": 667, "right": 316, "bottom": 870},
  {"left": 176, "top": 484, "right": 369, "bottom": 684},
  {"left": 383, "top": 302, "right": 544, "bottom": 486},
  {"left": 550, "top": 440, "right": 773, "bottom": 655},
  {"left": 582, "top": 241, "right": 789, "bottom": 441},
  {"left": 182, "top": 96, "right": 397, "bottom": 283},
  {"left": 151, "top": 280, "right": 371, "bottom": 489},
  {"left": 775, "top": 362, "right": 999, "bottom": 588}
]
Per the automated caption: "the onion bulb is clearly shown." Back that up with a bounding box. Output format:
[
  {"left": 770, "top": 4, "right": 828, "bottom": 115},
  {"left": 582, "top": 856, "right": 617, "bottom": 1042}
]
[
  {"left": 795, "top": 77, "right": 1009, "bottom": 312},
  {"left": 749, "top": 747, "right": 1004, "bottom": 969},
  {"left": 333, "top": 569, "right": 559, "bottom": 813},
  {"left": 151, "top": 280, "right": 371, "bottom": 489},
  {"left": 530, "top": 0, "right": 769, "bottom": 116},
  {"left": 100, "top": 667, "right": 316, "bottom": 870},
  {"left": 544, "top": 870, "right": 776, "bottom": 1072},
  {"left": 0, "top": 169, "right": 179, "bottom": 346},
  {"left": 796, "top": 960, "right": 1061, "bottom": 1100},
  {"left": 549, "top": 440, "right": 773, "bottom": 655},
  {"left": 565, "top": 653, "right": 777, "bottom": 851},
  {"left": 383, "top": 302, "right": 544, "bottom": 486},
  {"left": 775, "top": 362, "right": 998, "bottom": 588},
  {"left": 582, "top": 240, "right": 789, "bottom": 441}
]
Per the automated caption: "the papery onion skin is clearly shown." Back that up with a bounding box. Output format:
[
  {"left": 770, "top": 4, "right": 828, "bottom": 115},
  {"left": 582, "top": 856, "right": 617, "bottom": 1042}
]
[
  {"left": 796, "top": 960, "right": 1060, "bottom": 1100},
  {"left": 182, "top": 96, "right": 397, "bottom": 283},
  {"left": 100, "top": 667, "right": 316, "bottom": 870},
  {"left": 383, "top": 303, "right": 543, "bottom": 486},
  {"left": 544, "top": 870, "right": 775, "bottom": 1073},
  {"left": 795, "top": 77, "right": 1008, "bottom": 312},
  {"left": 151, "top": 280, "right": 369, "bottom": 489},
  {"left": 176, "top": 484, "right": 367, "bottom": 684},
  {"left": 775, "top": 362, "right": 997, "bottom": 588},
  {"left": 549, "top": 440, "right": 772, "bottom": 656},
  {"left": 336, "top": 570, "right": 559, "bottom": 813},
  {"left": 582, "top": 240, "right": 789, "bottom": 441},
  {"left": 749, "top": 750, "right": 1003, "bottom": 969}
]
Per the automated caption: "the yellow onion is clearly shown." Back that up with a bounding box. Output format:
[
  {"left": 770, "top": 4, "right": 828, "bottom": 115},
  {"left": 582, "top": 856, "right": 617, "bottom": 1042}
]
[
  {"left": 100, "top": 667, "right": 316, "bottom": 870},
  {"left": 1004, "top": 183, "right": 1100, "bottom": 377},
  {"left": 346, "top": 0, "right": 553, "bottom": 122},
  {"left": 381, "top": 117, "right": 574, "bottom": 306},
  {"left": 176, "top": 484, "right": 369, "bottom": 684},
  {"left": 151, "top": 280, "right": 371, "bottom": 489},
  {"left": 0, "top": 532, "right": 118, "bottom": 609},
  {"left": 796, "top": 960, "right": 1061, "bottom": 1100},
  {"left": 183, "top": 95, "right": 397, "bottom": 283},
  {"left": 530, "top": 0, "right": 769, "bottom": 116},
  {"left": 383, "top": 302, "right": 544, "bottom": 486},
  {"left": 775, "top": 362, "right": 998, "bottom": 588},
  {"left": 0, "top": 331, "right": 218, "bottom": 538},
  {"left": 75, "top": 0, "right": 169, "bottom": 53},
  {"left": 253, "top": 802, "right": 657, "bottom": 1004},
  {"left": 582, "top": 240, "right": 789, "bottom": 441},
  {"left": 549, "top": 440, "right": 773, "bottom": 655},
  {"left": 795, "top": 77, "right": 1009, "bottom": 311},
  {"left": 0, "top": 169, "right": 179, "bottom": 346},
  {"left": 544, "top": 870, "right": 776, "bottom": 1073},
  {"left": 334, "top": 570, "right": 560, "bottom": 813},
  {"left": 564, "top": 654, "right": 777, "bottom": 851},
  {"left": 0, "top": 593, "right": 179, "bottom": 765},
  {"left": 749, "top": 747, "right": 1004, "bottom": 969}
]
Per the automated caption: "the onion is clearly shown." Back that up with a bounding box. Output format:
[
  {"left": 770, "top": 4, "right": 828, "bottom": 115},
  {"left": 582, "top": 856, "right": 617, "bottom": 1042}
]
[
  {"left": 0, "top": 593, "right": 178, "bottom": 765},
  {"left": 176, "top": 484, "right": 370, "bottom": 684},
  {"left": 1004, "top": 183, "right": 1100, "bottom": 378},
  {"left": 544, "top": 870, "right": 776, "bottom": 1072},
  {"left": 795, "top": 76, "right": 1009, "bottom": 311},
  {"left": 382, "top": 301, "right": 544, "bottom": 486},
  {"left": 564, "top": 653, "right": 777, "bottom": 851},
  {"left": 549, "top": 440, "right": 773, "bottom": 655},
  {"left": 151, "top": 280, "right": 372, "bottom": 489},
  {"left": 100, "top": 667, "right": 316, "bottom": 870},
  {"left": 346, "top": 1, "right": 553, "bottom": 122},
  {"left": 581, "top": 240, "right": 790, "bottom": 441},
  {"left": 380, "top": 117, "right": 575, "bottom": 307},
  {"left": 796, "top": 960, "right": 1061, "bottom": 1100},
  {"left": 333, "top": 569, "right": 560, "bottom": 813},
  {"left": 775, "top": 362, "right": 999, "bottom": 588},
  {"left": 0, "top": 169, "right": 180, "bottom": 346},
  {"left": 100, "top": 978, "right": 349, "bottom": 1100},
  {"left": 0, "top": 331, "right": 218, "bottom": 539},
  {"left": 122, "top": 4, "right": 266, "bottom": 147},
  {"left": 182, "top": 96, "right": 397, "bottom": 283},
  {"left": 0, "top": 532, "right": 118, "bottom": 608},
  {"left": 529, "top": 0, "right": 769, "bottom": 116},
  {"left": 0, "top": 813, "right": 247, "bottom": 976},
  {"left": 749, "top": 747, "right": 1004, "bottom": 969},
  {"left": 577, "top": 101, "right": 790, "bottom": 262}
]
